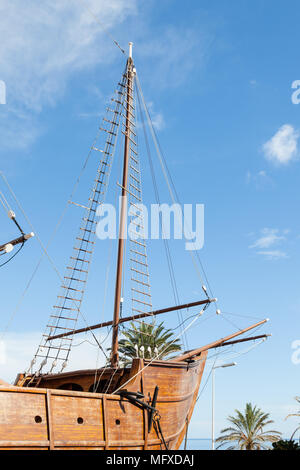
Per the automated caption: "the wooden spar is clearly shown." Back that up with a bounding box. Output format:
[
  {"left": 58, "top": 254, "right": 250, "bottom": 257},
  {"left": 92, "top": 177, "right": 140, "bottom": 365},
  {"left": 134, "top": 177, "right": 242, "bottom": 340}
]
[
  {"left": 170, "top": 318, "right": 269, "bottom": 362},
  {"left": 0, "top": 232, "right": 34, "bottom": 253},
  {"left": 179, "top": 334, "right": 270, "bottom": 357},
  {"left": 214, "top": 333, "right": 271, "bottom": 348},
  {"left": 46, "top": 298, "right": 216, "bottom": 342},
  {"left": 111, "top": 45, "right": 134, "bottom": 368}
]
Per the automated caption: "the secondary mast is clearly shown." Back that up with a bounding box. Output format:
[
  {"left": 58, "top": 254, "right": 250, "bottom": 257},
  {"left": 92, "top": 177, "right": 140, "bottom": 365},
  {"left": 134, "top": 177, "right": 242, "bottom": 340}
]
[{"left": 111, "top": 42, "right": 134, "bottom": 368}]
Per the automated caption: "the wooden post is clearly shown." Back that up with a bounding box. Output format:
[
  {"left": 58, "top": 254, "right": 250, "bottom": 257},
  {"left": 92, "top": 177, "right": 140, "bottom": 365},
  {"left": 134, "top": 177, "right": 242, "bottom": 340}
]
[{"left": 46, "top": 390, "right": 54, "bottom": 450}]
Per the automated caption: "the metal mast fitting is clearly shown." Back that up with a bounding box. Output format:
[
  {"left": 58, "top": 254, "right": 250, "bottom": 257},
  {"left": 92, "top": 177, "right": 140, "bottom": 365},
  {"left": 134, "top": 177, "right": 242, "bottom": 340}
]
[{"left": 129, "top": 42, "right": 133, "bottom": 59}]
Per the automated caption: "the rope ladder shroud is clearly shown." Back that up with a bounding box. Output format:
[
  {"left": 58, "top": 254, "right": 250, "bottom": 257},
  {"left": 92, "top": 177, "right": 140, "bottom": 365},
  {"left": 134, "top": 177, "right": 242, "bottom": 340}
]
[
  {"left": 127, "top": 78, "right": 153, "bottom": 330},
  {"left": 28, "top": 72, "right": 128, "bottom": 379}
]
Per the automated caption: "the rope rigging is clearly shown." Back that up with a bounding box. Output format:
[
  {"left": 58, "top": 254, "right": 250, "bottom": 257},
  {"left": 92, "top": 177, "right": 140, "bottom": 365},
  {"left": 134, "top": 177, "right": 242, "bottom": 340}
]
[
  {"left": 0, "top": 241, "right": 25, "bottom": 268},
  {"left": 0, "top": 128, "right": 108, "bottom": 338},
  {"left": 112, "top": 303, "right": 211, "bottom": 395},
  {"left": 135, "top": 81, "right": 188, "bottom": 351},
  {"left": 77, "top": 0, "right": 126, "bottom": 55},
  {"left": 196, "top": 335, "right": 268, "bottom": 404},
  {"left": 135, "top": 73, "right": 220, "bottom": 315},
  {"left": 27, "top": 72, "right": 127, "bottom": 377},
  {"left": 0, "top": 175, "right": 34, "bottom": 268},
  {"left": 0, "top": 47, "right": 270, "bottom": 392}
]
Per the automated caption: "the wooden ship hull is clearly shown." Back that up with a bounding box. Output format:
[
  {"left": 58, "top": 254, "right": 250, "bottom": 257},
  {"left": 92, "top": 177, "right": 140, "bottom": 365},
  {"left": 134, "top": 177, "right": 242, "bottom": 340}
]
[
  {"left": 0, "top": 354, "right": 207, "bottom": 450},
  {"left": 0, "top": 320, "right": 268, "bottom": 450},
  {"left": 0, "top": 42, "right": 270, "bottom": 451}
]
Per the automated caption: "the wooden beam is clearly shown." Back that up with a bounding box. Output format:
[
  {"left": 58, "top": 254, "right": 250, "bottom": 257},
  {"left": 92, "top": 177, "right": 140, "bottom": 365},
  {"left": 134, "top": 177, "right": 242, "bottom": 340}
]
[
  {"left": 47, "top": 298, "right": 216, "bottom": 342},
  {"left": 0, "top": 232, "right": 34, "bottom": 253},
  {"left": 170, "top": 319, "right": 269, "bottom": 362},
  {"left": 180, "top": 334, "right": 270, "bottom": 358},
  {"left": 214, "top": 333, "right": 271, "bottom": 348}
]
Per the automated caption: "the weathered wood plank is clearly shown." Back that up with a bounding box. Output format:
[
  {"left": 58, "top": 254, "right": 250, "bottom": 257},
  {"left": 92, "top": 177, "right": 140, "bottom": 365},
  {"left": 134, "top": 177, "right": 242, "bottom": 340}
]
[{"left": 0, "top": 354, "right": 208, "bottom": 450}]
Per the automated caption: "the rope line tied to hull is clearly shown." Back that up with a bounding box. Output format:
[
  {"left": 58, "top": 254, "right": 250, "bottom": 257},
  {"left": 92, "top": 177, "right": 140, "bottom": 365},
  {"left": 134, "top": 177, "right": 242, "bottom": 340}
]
[{"left": 153, "top": 412, "right": 169, "bottom": 450}]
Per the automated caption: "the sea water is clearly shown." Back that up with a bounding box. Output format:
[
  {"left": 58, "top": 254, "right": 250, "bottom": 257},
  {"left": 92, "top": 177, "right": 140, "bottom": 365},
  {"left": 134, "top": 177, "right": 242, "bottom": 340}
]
[{"left": 180, "top": 439, "right": 211, "bottom": 450}]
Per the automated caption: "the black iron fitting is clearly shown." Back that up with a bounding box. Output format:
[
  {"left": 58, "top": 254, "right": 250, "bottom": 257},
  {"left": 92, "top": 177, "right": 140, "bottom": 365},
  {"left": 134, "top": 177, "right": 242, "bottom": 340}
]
[{"left": 117, "top": 389, "right": 158, "bottom": 414}]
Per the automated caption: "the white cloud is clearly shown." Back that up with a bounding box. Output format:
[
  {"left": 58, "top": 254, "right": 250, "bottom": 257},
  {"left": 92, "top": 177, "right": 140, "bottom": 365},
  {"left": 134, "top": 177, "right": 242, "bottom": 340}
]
[
  {"left": 0, "top": 331, "right": 107, "bottom": 383},
  {"left": 77, "top": 111, "right": 103, "bottom": 119},
  {"left": 0, "top": 0, "right": 137, "bottom": 110},
  {"left": 0, "top": 3, "right": 214, "bottom": 152},
  {"left": 249, "top": 228, "right": 289, "bottom": 260},
  {"left": 147, "top": 101, "right": 165, "bottom": 131},
  {"left": 137, "top": 26, "right": 212, "bottom": 89},
  {"left": 151, "top": 112, "right": 165, "bottom": 131},
  {"left": 256, "top": 250, "right": 287, "bottom": 260},
  {"left": 0, "top": 2, "right": 215, "bottom": 154},
  {"left": 246, "top": 170, "right": 272, "bottom": 188},
  {"left": 0, "top": 106, "right": 39, "bottom": 150},
  {"left": 263, "top": 124, "right": 299, "bottom": 165},
  {"left": 0, "top": 0, "right": 138, "bottom": 150},
  {"left": 249, "top": 228, "right": 286, "bottom": 249}
]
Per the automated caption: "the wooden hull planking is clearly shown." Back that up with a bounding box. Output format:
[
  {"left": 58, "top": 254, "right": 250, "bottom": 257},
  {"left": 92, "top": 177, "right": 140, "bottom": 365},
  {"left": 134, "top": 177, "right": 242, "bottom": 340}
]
[{"left": 0, "top": 352, "right": 207, "bottom": 450}]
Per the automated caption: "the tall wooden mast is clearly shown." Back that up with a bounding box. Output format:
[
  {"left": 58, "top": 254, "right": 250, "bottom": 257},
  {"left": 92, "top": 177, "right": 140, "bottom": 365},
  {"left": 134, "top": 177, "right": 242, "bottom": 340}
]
[{"left": 111, "top": 43, "right": 134, "bottom": 367}]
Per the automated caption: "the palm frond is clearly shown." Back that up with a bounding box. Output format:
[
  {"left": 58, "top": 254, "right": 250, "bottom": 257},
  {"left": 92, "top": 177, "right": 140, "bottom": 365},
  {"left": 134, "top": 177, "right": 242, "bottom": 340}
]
[
  {"left": 216, "top": 403, "right": 281, "bottom": 450},
  {"left": 109, "top": 321, "right": 182, "bottom": 364}
]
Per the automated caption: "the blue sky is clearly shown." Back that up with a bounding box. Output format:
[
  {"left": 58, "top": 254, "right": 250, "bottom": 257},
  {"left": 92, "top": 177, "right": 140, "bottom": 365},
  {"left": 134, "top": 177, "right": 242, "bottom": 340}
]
[{"left": 1, "top": 0, "right": 300, "bottom": 441}]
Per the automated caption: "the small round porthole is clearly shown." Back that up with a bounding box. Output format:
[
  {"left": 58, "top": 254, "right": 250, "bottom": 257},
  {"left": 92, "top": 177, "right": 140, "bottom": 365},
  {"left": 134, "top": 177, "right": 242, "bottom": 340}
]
[
  {"left": 77, "top": 417, "right": 84, "bottom": 424},
  {"left": 115, "top": 419, "right": 121, "bottom": 426},
  {"left": 35, "top": 415, "right": 42, "bottom": 423}
]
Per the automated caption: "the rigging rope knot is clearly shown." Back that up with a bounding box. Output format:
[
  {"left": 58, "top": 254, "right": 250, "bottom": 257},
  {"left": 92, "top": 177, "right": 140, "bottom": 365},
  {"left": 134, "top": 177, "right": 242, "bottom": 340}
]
[{"left": 50, "top": 360, "right": 57, "bottom": 373}]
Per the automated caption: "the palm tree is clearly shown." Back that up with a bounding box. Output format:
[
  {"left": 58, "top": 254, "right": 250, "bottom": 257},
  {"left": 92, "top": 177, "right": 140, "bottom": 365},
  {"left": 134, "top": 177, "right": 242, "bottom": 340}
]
[
  {"left": 216, "top": 402, "right": 281, "bottom": 450},
  {"left": 285, "top": 396, "right": 300, "bottom": 440},
  {"left": 272, "top": 439, "right": 300, "bottom": 450},
  {"left": 115, "top": 321, "right": 181, "bottom": 365}
]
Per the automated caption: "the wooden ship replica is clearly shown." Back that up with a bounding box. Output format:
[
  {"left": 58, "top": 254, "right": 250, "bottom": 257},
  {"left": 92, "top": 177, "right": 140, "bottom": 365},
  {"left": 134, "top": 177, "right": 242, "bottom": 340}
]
[{"left": 0, "top": 44, "right": 269, "bottom": 450}]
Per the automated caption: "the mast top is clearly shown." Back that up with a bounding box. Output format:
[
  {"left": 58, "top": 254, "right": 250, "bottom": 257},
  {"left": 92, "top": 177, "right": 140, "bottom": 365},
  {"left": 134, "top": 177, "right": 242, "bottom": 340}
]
[{"left": 128, "top": 42, "right": 133, "bottom": 59}]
